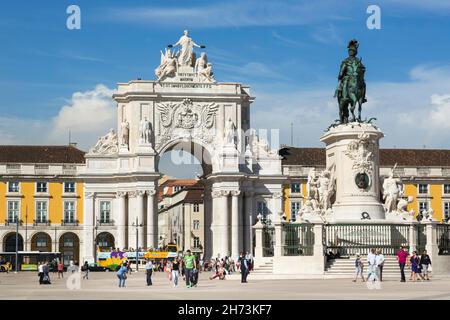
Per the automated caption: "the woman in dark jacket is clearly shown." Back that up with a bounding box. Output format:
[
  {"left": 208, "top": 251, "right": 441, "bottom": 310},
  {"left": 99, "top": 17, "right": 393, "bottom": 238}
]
[{"left": 420, "top": 250, "right": 432, "bottom": 280}]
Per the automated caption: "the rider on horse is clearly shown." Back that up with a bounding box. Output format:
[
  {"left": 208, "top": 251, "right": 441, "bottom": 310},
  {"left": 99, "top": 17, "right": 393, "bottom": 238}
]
[{"left": 335, "top": 39, "right": 367, "bottom": 123}]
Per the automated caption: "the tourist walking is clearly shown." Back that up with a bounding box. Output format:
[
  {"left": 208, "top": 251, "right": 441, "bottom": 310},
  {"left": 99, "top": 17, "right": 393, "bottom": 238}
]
[
  {"left": 183, "top": 250, "right": 197, "bottom": 288},
  {"left": 396, "top": 246, "right": 409, "bottom": 282},
  {"left": 376, "top": 249, "right": 385, "bottom": 282},
  {"left": 116, "top": 262, "right": 128, "bottom": 288},
  {"left": 171, "top": 258, "right": 180, "bottom": 287},
  {"left": 366, "top": 248, "right": 379, "bottom": 282},
  {"left": 165, "top": 259, "right": 173, "bottom": 281},
  {"left": 57, "top": 261, "right": 64, "bottom": 279},
  {"left": 82, "top": 261, "right": 89, "bottom": 280},
  {"left": 352, "top": 254, "right": 365, "bottom": 282},
  {"left": 145, "top": 259, "right": 153, "bottom": 286},
  {"left": 410, "top": 251, "right": 422, "bottom": 282},
  {"left": 38, "top": 262, "right": 45, "bottom": 284},
  {"left": 239, "top": 252, "right": 249, "bottom": 283},
  {"left": 420, "top": 250, "right": 432, "bottom": 281},
  {"left": 42, "top": 262, "right": 51, "bottom": 284}
]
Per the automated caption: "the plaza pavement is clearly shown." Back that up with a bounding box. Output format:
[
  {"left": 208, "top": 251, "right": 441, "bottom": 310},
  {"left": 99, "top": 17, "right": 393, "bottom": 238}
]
[{"left": 0, "top": 271, "right": 449, "bottom": 300}]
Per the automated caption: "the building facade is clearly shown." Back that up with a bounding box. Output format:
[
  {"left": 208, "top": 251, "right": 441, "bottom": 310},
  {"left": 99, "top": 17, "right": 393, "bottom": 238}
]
[
  {"left": 0, "top": 145, "right": 85, "bottom": 265},
  {"left": 158, "top": 179, "right": 205, "bottom": 255}
]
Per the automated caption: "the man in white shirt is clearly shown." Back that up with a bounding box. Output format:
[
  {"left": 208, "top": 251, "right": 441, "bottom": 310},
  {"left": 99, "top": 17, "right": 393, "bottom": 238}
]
[
  {"left": 375, "top": 249, "right": 385, "bottom": 282},
  {"left": 366, "top": 248, "right": 379, "bottom": 282},
  {"left": 145, "top": 259, "right": 153, "bottom": 286}
]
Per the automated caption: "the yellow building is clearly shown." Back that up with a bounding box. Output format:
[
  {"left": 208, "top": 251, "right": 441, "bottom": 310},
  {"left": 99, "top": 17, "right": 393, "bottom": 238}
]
[
  {"left": 280, "top": 147, "right": 450, "bottom": 222},
  {"left": 0, "top": 145, "right": 85, "bottom": 265}
]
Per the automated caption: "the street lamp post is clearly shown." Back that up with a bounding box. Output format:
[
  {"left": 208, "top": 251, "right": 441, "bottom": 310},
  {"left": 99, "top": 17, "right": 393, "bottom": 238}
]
[
  {"left": 24, "top": 206, "right": 28, "bottom": 251},
  {"left": 94, "top": 219, "right": 99, "bottom": 265},
  {"left": 15, "top": 217, "right": 19, "bottom": 273},
  {"left": 132, "top": 217, "right": 143, "bottom": 272}
]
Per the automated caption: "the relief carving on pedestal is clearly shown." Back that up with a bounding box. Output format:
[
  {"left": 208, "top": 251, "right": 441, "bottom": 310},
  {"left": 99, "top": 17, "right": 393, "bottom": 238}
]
[{"left": 344, "top": 131, "right": 375, "bottom": 176}]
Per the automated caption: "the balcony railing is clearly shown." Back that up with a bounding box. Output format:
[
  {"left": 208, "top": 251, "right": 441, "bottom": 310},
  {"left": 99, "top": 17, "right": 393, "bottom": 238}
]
[
  {"left": 61, "top": 219, "right": 79, "bottom": 226},
  {"left": 98, "top": 219, "right": 115, "bottom": 226},
  {"left": 33, "top": 219, "right": 51, "bottom": 226},
  {"left": 4, "top": 219, "right": 23, "bottom": 226}
]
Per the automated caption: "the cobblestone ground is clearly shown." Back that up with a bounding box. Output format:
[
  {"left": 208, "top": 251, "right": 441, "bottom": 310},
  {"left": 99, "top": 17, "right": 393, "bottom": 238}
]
[{"left": 1, "top": 271, "right": 449, "bottom": 300}]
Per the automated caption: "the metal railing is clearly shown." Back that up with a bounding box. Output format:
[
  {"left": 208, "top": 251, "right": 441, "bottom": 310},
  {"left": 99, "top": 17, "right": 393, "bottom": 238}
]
[
  {"left": 61, "top": 219, "right": 79, "bottom": 226},
  {"left": 4, "top": 219, "right": 23, "bottom": 226},
  {"left": 262, "top": 226, "right": 275, "bottom": 257},
  {"left": 323, "top": 224, "right": 410, "bottom": 256},
  {"left": 33, "top": 219, "right": 51, "bottom": 226},
  {"left": 282, "top": 224, "right": 314, "bottom": 256},
  {"left": 437, "top": 224, "right": 450, "bottom": 255},
  {"left": 99, "top": 219, "right": 115, "bottom": 226}
]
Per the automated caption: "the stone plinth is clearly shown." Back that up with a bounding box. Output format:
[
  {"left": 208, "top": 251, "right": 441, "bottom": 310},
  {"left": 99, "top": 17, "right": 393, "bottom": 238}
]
[{"left": 320, "top": 122, "right": 385, "bottom": 222}]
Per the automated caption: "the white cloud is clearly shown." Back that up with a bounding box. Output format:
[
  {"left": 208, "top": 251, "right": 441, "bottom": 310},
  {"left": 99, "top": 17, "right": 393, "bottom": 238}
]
[
  {"left": 0, "top": 85, "right": 116, "bottom": 150},
  {"left": 106, "top": 1, "right": 347, "bottom": 28}
]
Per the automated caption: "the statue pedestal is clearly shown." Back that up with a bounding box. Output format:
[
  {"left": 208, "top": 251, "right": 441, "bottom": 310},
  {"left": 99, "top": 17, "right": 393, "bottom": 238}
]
[
  {"left": 321, "top": 122, "right": 385, "bottom": 222},
  {"left": 220, "top": 143, "right": 239, "bottom": 173},
  {"left": 135, "top": 143, "right": 156, "bottom": 172}
]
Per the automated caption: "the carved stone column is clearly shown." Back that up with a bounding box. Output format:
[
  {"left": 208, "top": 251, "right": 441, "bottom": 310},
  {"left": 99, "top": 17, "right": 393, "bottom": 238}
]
[
  {"left": 127, "top": 191, "right": 137, "bottom": 249},
  {"left": 231, "top": 190, "right": 241, "bottom": 258},
  {"left": 136, "top": 190, "right": 146, "bottom": 249},
  {"left": 244, "top": 191, "right": 254, "bottom": 253},
  {"left": 116, "top": 191, "right": 127, "bottom": 250},
  {"left": 83, "top": 192, "right": 95, "bottom": 262},
  {"left": 211, "top": 190, "right": 222, "bottom": 258},
  {"left": 220, "top": 190, "right": 231, "bottom": 257},
  {"left": 146, "top": 189, "right": 157, "bottom": 249}
]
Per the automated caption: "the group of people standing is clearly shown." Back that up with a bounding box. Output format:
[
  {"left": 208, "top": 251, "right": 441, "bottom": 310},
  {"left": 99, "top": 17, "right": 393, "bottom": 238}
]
[{"left": 353, "top": 246, "right": 432, "bottom": 283}]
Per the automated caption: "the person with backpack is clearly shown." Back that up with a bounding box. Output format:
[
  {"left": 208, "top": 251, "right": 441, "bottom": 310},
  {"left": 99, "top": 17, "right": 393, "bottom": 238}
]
[
  {"left": 42, "top": 261, "right": 51, "bottom": 285},
  {"left": 116, "top": 262, "right": 128, "bottom": 288}
]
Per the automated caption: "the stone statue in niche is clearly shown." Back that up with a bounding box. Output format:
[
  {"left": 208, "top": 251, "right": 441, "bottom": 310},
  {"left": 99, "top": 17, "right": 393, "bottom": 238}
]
[
  {"left": 139, "top": 117, "right": 152, "bottom": 146},
  {"left": 121, "top": 119, "right": 129, "bottom": 147},
  {"left": 224, "top": 118, "right": 237, "bottom": 145}
]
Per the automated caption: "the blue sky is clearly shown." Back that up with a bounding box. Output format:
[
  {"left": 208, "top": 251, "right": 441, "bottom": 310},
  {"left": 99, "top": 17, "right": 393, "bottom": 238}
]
[{"left": 1, "top": 1, "right": 450, "bottom": 177}]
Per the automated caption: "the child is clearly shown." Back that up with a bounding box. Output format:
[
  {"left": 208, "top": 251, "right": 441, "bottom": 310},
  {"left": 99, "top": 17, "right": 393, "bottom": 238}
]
[{"left": 353, "top": 254, "right": 365, "bottom": 282}]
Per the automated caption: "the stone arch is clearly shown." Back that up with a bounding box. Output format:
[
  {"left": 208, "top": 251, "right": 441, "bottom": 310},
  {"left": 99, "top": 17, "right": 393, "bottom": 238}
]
[
  {"left": 3, "top": 232, "right": 23, "bottom": 252},
  {"left": 156, "top": 137, "right": 216, "bottom": 175},
  {"left": 30, "top": 232, "right": 52, "bottom": 252},
  {"left": 59, "top": 232, "right": 80, "bottom": 266},
  {"left": 96, "top": 232, "right": 115, "bottom": 251}
]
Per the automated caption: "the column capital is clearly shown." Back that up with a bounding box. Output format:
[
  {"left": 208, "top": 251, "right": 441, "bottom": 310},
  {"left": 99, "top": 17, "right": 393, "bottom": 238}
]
[
  {"left": 128, "top": 191, "right": 138, "bottom": 198},
  {"left": 136, "top": 190, "right": 146, "bottom": 197},
  {"left": 211, "top": 191, "right": 222, "bottom": 199},
  {"left": 116, "top": 191, "right": 127, "bottom": 198},
  {"left": 146, "top": 189, "right": 157, "bottom": 196},
  {"left": 231, "top": 190, "right": 241, "bottom": 197},
  {"left": 221, "top": 190, "right": 231, "bottom": 197},
  {"left": 272, "top": 191, "right": 283, "bottom": 199},
  {"left": 85, "top": 192, "right": 95, "bottom": 199}
]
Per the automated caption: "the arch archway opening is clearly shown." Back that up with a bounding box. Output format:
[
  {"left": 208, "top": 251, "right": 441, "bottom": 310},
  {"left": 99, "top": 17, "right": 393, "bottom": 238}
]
[
  {"left": 31, "top": 232, "right": 52, "bottom": 252},
  {"left": 3, "top": 232, "right": 23, "bottom": 252},
  {"left": 59, "top": 232, "right": 80, "bottom": 266},
  {"left": 96, "top": 232, "right": 115, "bottom": 251}
]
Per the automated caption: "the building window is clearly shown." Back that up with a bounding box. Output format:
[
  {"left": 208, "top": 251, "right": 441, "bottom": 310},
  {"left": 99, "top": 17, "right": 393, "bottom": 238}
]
[
  {"left": 257, "top": 201, "right": 269, "bottom": 220},
  {"left": 64, "top": 201, "right": 76, "bottom": 223},
  {"left": 36, "top": 201, "right": 48, "bottom": 223},
  {"left": 444, "top": 202, "right": 450, "bottom": 221},
  {"left": 419, "top": 202, "right": 429, "bottom": 214},
  {"left": 290, "top": 183, "right": 301, "bottom": 193},
  {"left": 418, "top": 184, "right": 428, "bottom": 194},
  {"left": 64, "top": 235, "right": 74, "bottom": 247},
  {"left": 8, "top": 182, "right": 20, "bottom": 193},
  {"left": 444, "top": 184, "right": 450, "bottom": 194},
  {"left": 36, "top": 234, "right": 48, "bottom": 247},
  {"left": 100, "top": 201, "right": 111, "bottom": 223},
  {"left": 64, "top": 182, "right": 76, "bottom": 193},
  {"left": 193, "top": 203, "right": 200, "bottom": 212},
  {"left": 174, "top": 186, "right": 182, "bottom": 192},
  {"left": 193, "top": 237, "right": 200, "bottom": 248},
  {"left": 36, "top": 182, "right": 48, "bottom": 193},
  {"left": 7, "top": 201, "right": 20, "bottom": 223},
  {"left": 193, "top": 220, "right": 200, "bottom": 230},
  {"left": 290, "top": 201, "right": 301, "bottom": 222}
]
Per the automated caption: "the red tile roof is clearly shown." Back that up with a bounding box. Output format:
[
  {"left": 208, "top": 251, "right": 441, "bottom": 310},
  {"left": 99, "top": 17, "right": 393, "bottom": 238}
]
[{"left": 0, "top": 145, "right": 86, "bottom": 164}]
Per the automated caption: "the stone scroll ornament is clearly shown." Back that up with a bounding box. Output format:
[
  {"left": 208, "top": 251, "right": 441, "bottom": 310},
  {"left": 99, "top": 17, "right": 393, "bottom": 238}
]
[{"left": 89, "top": 128, "right": 119, "bottom": 155}]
